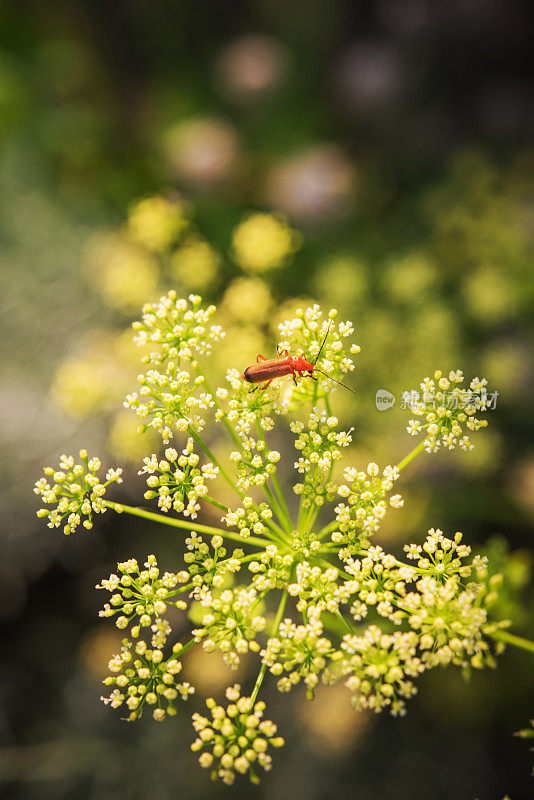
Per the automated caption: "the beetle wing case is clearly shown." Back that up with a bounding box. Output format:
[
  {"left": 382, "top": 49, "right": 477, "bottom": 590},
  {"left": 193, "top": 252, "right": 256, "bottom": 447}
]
[{"left": 243, "top": 357, "right": 293, "bottom": 384}]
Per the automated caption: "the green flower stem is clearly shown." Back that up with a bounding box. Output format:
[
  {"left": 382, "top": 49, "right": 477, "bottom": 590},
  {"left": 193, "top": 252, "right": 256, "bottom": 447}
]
[
  {"left": 316, "top": 520, "right": 340, "bottom": 541},
  {"left": 304, "top": 498, "right": 329, "bottom": 541},
  {"left": 396, "top": 440, "right": 427, "bottom": 473},
  {"left": 250, "top": 585, "right": 290, "bottom": 704},
  {"left": 301, "top": 503, "right": 318, "bottom": 538},
  {"left": 271, "top": 473, "right": 293, "bottom": 530},
  {"left": 297, "top": 467, "right": 320, "bottom": 535},
  {"left": 104, "top": 501, "right": 268, "bottom": 548},
  {"left": 489, "top": 629, "right": 534, "bottom": 654},
  {"left": 255, "top": 424, "right": 293, "bottom": 533},
  {"left": 300, "top": 488, "right": 318, "bottom": 535},
  {"left": 194, "top": 367, "right": 244, "bottom": 451},
  {"left": 336, "top": 610, "right": 355, "bottom": 636},
  {"left": 187, "top": 426, "right": 240, "bottom": 496},
  {"left": 296, "top": 494, "right": 307, "bottom": 534},
  {"left": 171, "top": 637, "right": 197, "bottom": 660},
  {"left": 303, "top": 460, "right": 336, "bottom": 539},
  {"left": 262, "top": 483, "right": 291, "bottom": 539},
  {"left": 240, "top": 553, "right": 264, "bottom": 565},
  {"left": 204, "top": 496, "right": 230, "bottom": 513},
  {"left": 319, "top": 543, "right": 342, "bottom": 554},
  {"left": 187, "top": 426, "right": 287, "bottom": 542},
  {"left": 167, "top": 581, "right": 195, "bottom": 597},
  {"left": 322, "top": 612, "right": 348, "bottom": 639}
]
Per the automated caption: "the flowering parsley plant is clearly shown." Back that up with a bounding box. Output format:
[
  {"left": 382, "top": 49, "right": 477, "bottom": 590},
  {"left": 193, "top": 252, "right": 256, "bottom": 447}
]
[{"left": 35, "top": 292, "right": 533, "bottom": 786}]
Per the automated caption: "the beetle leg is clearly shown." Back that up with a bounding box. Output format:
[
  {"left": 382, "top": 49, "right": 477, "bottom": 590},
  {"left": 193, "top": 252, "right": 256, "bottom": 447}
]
[
  {"left": 276, "top": 346, "right": 289, "bottom": 357},
  {"left": 292, "top": 373, "right": 298, "bottom": 386},
  {"left": 259, "top": 379, "right": 273, "bottom": 391},
  {"left": 256, "top": 354, "right": 268, "bottom": 362}
]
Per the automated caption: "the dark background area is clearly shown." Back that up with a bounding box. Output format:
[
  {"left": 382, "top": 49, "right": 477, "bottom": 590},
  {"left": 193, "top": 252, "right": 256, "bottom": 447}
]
[{"left": 1, "top": 1, "right": 534, "bottom": 798}]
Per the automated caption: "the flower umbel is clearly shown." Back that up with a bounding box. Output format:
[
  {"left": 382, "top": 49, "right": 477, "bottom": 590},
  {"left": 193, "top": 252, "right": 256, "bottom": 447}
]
[
  {"left": 404, "top": 370, "right": 489, "bottom": 452},
  {"left": 101, "top": 637, "right": 194, "bottom": 721},
  {"left": 34, "top": 451, "right": 123, "bottom": 534},
  {"left": 124, "top": 292, "right": 223, "bottom": 442},
  {"left": 139, "top": 439, "right": 219, "bottom": 517},
  {"left": 96, "top": 554, "right": 189, "bottom": 634},
  {"left": 34, "top": 293, "right": 519, "bottom": 785},
  {"left": 191, "top": 685, "right": 284, "bottom": 785}
]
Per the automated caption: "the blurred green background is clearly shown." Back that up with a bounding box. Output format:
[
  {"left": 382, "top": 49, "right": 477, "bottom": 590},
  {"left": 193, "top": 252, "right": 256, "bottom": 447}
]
[{"left": 1, "top": 1, "right": 534, "bottom": 798}]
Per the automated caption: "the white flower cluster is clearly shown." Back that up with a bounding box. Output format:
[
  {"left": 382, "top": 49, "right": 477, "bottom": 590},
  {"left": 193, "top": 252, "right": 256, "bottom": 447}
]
[
  {"left": 291, "top": 408, "right": 352, "bottom": 508},
  {"left": 253, "top": 529, "right": 499, "bottom": 715},
  {"left": 222, "top": 497, "right": 274, "bottom": 540},
  {"left": 193, "top": 586, "right": 266, "bottom": 668},
  {"left": 333, "top": 462, "right": 403, "bottom": 556},
  {"left": 101, "top": 637, "right": 194, "bottom": 722},
  {"left": 34, "top": 451, "right": 123, "bottom": 535},
  {"left": 230, "top": 439, "right": 281, "bottom": 492},
  {"left": 191, "top": 686, "right": 284, "bottom": 785},
  {"left": 288, "top": 562, "right": 342, "bottom": 617},
  {"left": 247, "top": 545, "right": 294, "bottom": 591},
  {"left": 261, "top": 617, "right": 334, "bottom": 698},
  {"left": 133, "top": 291, "right": 223, "bottom": 363},
  {"left": 125, "top": 293, "right": 223, "bottom": 442},
  {"left": 183, "top": 533, "right": 244, "bottom": 591},
  {"left": 96, "top": 554, "right": 188, "bottom": 635},
  {"left": 405, "top": 370, "right": 489, "bottom": 452},
  {"left": 341, "top": 627, "right": 422, "bottom": 716},
  {"left": 138, "top": 439, "right": 218, "bottom": 518},
  {"left": 124, "top": 368, "right": 214, "bottom": 443}
]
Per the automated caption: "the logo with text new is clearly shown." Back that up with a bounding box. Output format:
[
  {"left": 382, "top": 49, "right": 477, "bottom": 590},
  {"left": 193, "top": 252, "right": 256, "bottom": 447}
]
[{"left": 375, "top": 389, "right": 396, "bottom": 411}]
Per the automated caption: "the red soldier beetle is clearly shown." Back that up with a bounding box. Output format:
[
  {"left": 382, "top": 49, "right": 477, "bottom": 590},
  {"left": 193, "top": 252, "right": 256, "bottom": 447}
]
[{"left": 241, "top": 322, "right": 355, "bottom": 393}]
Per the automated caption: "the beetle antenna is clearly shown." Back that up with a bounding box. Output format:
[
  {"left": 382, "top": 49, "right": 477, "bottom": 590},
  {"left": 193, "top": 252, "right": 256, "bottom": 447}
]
[
  {"left": 314, "top": 368, "right": 355, "bottom": 393},
  {"left": 313, "top": 321, "right": 332, "bottom": 365}
]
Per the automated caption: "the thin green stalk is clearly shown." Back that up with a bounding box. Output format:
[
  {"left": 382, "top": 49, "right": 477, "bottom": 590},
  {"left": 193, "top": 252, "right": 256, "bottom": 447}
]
[
  {"left": 301, "top": 502, "right": 317, "bottom": 538},
  {"left": 187, "top": 427, "right": 240, "bottom": 496},
  {"left": 489, "top": 629, "right": 534, "bottom": 654},
  {"left": 104, "top": 500, "right": 268, "bottom": 548},
  {"left": 296, "top": 493, "right": 307, "bottom": 534},
  {"left": 316, "top": 520, "right": 339, "bottom": 541},
  {"left": 250, "top": 585, "right": 290, "bottom": 704},
  {"left": 271, "top": 472, "right": 293, "bottom": 531},
  {"left": 336, "top": 610, "right": 355, "bottom": 636},
  {"left": 167, "top": 581, "right": 195, "bottom": 597},
  {"left": 262, "top": 483, "right": 290, "bottom": 539},
  {"left": 319, "top": 543, "right": 341, "bottom": 554},
  {"left": 187, "top": 426, "right": 287, "bottom": 542},
  {"left": 297, "top": 463, "right": 319, "bottom": 536},
  {"left": 396, "top": 440, "right": 426, "bottom": 473},
  {"left": 322, "top": 612, "right": 348, "bottom": 639},
  {"left": 204, "top": 496, "right": 230, "bottom": 513},
  {"left": 255, "top": 423, "right": 293, "bottom": 532},
  {"left": 195, "top": 368, "right": 244, "bottom": 451},
  {"left": 172, "top": 638, "right": 197, "bottom": 659}
]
